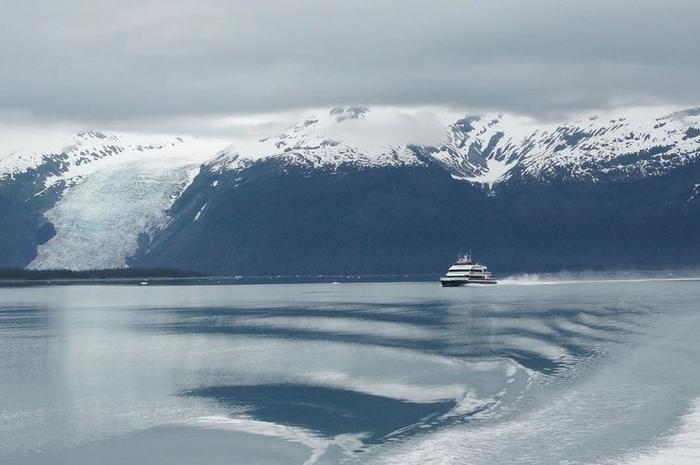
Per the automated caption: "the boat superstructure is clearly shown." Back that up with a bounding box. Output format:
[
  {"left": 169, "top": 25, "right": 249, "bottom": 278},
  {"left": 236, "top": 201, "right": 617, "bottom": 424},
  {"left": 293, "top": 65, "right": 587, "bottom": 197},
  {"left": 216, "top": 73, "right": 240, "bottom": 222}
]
[{"left": 440, "top": 254, "right": 497, "bottom": 286}]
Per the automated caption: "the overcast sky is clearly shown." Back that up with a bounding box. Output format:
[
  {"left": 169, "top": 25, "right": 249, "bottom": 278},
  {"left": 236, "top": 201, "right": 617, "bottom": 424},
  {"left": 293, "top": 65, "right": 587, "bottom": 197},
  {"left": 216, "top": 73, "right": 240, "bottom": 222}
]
[{"left": 1, "top": 0, "right": 698, "bottom": 133}]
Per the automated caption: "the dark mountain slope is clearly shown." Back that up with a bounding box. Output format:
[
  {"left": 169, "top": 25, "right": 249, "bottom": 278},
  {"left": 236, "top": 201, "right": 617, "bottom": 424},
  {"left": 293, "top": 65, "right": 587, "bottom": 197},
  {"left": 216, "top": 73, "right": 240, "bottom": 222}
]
[
  {"left": 0, "top": 169, "right": 59, "bottom": 267},
  {"left": 130, "top": 159, "right": 700, "bottom": 275}
]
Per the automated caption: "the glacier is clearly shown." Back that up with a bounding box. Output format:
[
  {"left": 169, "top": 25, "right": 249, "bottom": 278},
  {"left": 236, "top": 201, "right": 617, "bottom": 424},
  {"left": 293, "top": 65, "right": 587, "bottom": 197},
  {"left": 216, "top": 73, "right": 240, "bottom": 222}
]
[{"left": 23, "top": 133, "right": 223, "bottom": 270}]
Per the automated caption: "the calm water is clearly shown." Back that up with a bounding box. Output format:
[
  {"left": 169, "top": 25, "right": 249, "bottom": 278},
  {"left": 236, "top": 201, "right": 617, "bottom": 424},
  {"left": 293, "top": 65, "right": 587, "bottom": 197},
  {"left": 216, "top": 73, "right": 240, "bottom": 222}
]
[{"left": 1, "top": 280, "right": 699, "bottom": 464}]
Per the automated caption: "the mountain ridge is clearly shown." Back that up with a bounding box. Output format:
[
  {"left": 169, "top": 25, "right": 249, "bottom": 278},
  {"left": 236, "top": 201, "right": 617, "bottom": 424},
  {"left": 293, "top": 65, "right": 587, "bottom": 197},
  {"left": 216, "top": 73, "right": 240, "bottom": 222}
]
[
  {"left": 1, "top": 105, "right": 699, "bottom": 272},
  {"left": 206, "top": 106, "right": 700, "bottom": 186}
]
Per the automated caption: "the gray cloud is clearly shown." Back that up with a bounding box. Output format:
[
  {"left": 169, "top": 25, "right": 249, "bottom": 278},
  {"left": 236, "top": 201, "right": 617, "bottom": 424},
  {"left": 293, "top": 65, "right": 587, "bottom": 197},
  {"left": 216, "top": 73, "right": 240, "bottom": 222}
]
[{"left": 1, "top": 0, "right": 699, "bottom": 128}]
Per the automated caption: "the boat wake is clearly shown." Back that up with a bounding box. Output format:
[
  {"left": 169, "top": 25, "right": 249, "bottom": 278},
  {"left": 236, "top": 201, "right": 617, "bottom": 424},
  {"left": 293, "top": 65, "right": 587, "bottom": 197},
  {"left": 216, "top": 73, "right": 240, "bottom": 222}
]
[
  {"left": 361, "top": 281, "right": 700, "bottom": 465},
  {"left": 499, "top": 272, "right": 700, "bottom": 286},
  {"left": 611, "top": 398, "right": 700, "bottom": 465}
]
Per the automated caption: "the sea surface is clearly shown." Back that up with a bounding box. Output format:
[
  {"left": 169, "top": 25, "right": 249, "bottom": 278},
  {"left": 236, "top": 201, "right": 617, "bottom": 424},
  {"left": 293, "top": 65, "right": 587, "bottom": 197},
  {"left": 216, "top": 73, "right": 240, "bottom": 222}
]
[{"left": 1, "top": 279, "right": 699, "bottom": 464}]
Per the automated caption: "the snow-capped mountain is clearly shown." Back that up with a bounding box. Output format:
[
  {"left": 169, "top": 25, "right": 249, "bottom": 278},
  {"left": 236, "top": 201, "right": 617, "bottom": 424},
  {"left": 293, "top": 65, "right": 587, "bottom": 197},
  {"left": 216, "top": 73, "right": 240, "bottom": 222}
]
[
  {"left": 429, "top": 107, "right": 700, "bottom": 186},
  {"left": 1, "top": 106, "right": 699, "bottom": 273},
  {"left": 206, "top": 106, "right": 700, "bottom": 188},
  {"left": 1, "top": 131, "right": 215, "bottom": 186},
  {"left": 208, "top": 107, "right": 423, "bottom": 175}
]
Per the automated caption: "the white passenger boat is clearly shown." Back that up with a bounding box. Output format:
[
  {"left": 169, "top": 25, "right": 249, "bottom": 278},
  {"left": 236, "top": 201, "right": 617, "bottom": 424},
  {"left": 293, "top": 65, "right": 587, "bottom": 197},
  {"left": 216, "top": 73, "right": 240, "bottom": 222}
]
[{"left": 440, "top": 254, "right": 497, "bottom": 286}]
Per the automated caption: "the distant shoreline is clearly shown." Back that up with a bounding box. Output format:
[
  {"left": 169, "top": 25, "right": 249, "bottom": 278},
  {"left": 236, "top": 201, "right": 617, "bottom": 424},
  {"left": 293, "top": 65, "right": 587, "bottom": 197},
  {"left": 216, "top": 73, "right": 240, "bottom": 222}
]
[
  {"left": 0, "top": 268, "right": 699, "bottom": 287},
  {"left": 0, "top": 271, "right": 440, "bottom": 287},
  {"left": 0, "top": 268, "right": 207, "bottom": 281}
]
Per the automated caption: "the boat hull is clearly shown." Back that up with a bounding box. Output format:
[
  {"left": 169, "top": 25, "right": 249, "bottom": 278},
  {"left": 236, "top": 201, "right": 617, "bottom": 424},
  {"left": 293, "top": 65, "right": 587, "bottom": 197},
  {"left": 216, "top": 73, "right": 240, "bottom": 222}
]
[{"left": 440, "top": 277, "right": 498, "bottom": 287}]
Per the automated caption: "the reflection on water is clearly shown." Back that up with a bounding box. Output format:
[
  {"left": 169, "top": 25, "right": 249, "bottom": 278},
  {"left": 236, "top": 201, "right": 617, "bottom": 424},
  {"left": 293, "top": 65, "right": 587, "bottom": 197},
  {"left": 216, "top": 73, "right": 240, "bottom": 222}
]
[
  {"left": 186, "top": 384, "right": 455, "bottom": 443},
  {"left": 0, "top": 281, "right": 699, "bottom": 464}
]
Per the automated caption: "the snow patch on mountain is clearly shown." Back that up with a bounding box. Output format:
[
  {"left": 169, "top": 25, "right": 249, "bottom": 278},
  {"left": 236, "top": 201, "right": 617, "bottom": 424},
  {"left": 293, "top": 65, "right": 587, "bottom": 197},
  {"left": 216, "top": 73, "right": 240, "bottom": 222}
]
[
  {"left": 193, "top": 202, "right": 208, "bottom": 222},
  {"left": 429, "top": 113, "right": 545, "bottom": 185},
  {"left": 453, "top": 157, "right": 517, "bottom": 188},
  {"left": 689, "top": 184, "right": 700, "bottom": 203}
]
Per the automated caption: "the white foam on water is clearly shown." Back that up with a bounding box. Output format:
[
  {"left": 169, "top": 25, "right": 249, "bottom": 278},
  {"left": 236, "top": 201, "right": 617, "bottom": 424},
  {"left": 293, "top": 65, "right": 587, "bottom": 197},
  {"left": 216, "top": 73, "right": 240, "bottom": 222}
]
[
  {"left": 368, "top": 285, "right": 700, "bottom": 465},
  {"left": 188, "top": 415, "right": 365, "bottom": 465},
  {"left": 499, "top": 275, "right": 700, "bottom": 286},
  {"left": 607, "top": 398, "right": 700, "bottom": 465}
]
